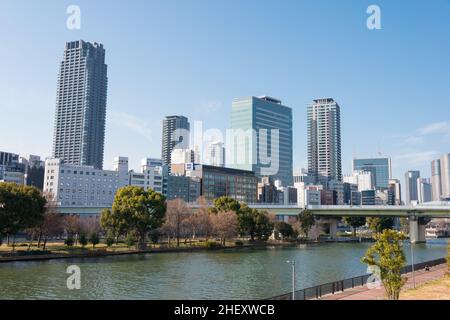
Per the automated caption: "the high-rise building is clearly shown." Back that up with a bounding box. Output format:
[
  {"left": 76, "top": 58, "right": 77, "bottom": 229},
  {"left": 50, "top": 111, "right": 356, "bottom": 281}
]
[
  {"left": 388, "top": 179, "right": 402, "bottom": 205},
  {"left": 161, "top": 116, "right": 190, "bottom": 166},
  {"left": 431, "top": 159, "right": 442, "bottom": 201},
  {"left": 228, "top": 96, "right": 293, "bottom": 187},
  {"left": 405, "top": 170, "right": 420, "bottom": 205},
  {"left": 343, "top": 182, "right": 360, "bottom": 205},
  {"left": 417, "top": 178, "right": 432, "bottom": 204},
  {"left": 0, "top": 151, "right": 25, "bottom": 184},
  {"left": 307, "top": 98, "right": 342, "bottom": 183},
  {"left": 52, "top": 40, "right": 108, "bottom": 169},
  {"left": 205, "top": 141, "right": 225, "bottom": 167},
  {"left": 353, "top": 157, "right": 391, "bottom": 190},
  {"left": 361, "top": 190, "right": 376, "bottom": 205},
  {"left": 343, "top": 170, "right": 373, "bottom": 192},
  {"left": 440, "top": 153, "right": 450, "bottom": 200}
]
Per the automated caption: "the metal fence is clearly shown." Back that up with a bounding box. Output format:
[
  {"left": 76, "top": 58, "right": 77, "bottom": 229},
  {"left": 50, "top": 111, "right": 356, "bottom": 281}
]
[{"left": 267, "top": 257, "right": 447, "bottom": 300}]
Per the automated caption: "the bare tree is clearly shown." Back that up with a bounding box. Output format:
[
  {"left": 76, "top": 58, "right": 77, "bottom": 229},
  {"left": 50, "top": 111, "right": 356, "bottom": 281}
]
[
  {"left": 31, "top": 193, "right": 65, "bottom": 250},
  {"left": 79, "top": 216, "right": 101, "bottom": 235},
  {"left": 188, "top": 208, "right": 212, "bottom": 241},
  {"left": 163, "top": 199, "right": 191, "bottom": 247},
  {"left": 63, "top": 215, "right": 81, "bottom": 244},
  {"left": 210, "top": 211, "right": 239, "bottom": 246}
]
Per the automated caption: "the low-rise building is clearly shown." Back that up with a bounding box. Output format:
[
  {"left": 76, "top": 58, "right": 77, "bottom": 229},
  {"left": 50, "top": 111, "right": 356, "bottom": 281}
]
[
  {"left": 186, "top": 164, "right": 258, "bottom": 203},
  {"left": 43, "top": 158, "right": 129, "bottom": 207}
]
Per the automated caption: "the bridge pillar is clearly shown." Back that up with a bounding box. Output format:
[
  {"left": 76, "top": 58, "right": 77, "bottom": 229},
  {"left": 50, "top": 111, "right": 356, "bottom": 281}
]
[
  {"left": 409, "top": 217, "right": 426, "bottom": 243},
  {"left": 329, "top": 219, "right": 339, "bottom": 240}
]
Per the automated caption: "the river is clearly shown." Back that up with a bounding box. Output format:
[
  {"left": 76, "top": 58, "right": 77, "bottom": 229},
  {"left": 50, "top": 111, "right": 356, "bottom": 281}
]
[{"left": 0, "top": 239, "right": 448, "bottom": 299}]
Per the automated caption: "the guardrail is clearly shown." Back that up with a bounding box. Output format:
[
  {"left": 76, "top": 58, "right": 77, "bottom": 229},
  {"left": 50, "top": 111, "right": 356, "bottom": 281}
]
[{"left": 267, "top": 257, "right": 447, "bottom": 300}]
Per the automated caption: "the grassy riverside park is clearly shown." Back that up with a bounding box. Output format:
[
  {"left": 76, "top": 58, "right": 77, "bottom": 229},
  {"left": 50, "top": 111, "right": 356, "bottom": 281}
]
[{"left": 400, "top": 274, "right": 450, "bottom": 300}]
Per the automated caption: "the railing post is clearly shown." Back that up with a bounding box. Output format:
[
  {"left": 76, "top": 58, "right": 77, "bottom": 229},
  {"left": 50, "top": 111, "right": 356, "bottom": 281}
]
[
  {"left": 352, "top": 278, "right": 354, "bottom": 288},
  {"left": 332, "top": 282, "right": 335, "bottom": 294}
]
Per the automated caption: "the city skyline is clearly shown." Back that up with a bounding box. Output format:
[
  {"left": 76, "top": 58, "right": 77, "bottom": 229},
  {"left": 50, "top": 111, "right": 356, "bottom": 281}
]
[{"left": 1, "top": 1, "right": 450, "bottom": 180}]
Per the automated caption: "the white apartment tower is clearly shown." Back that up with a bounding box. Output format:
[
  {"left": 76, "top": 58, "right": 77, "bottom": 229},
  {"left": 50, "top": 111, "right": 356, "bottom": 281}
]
[
  {"left": 307, "top": 98, "right": 342, "bottom": 183},
  {"left": 52, "top": 40, "right": 108, "bottom": 169}
]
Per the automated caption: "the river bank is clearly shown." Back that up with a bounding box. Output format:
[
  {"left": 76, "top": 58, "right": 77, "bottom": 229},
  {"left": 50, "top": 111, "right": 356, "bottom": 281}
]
[{"left": 0, "top": 240, "right": 318, "bottom": 263}]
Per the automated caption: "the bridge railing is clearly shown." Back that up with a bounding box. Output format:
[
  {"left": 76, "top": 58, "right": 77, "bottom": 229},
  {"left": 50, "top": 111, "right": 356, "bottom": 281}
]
[{"left": 266, "top": 257, "right": 447, "bottom": 300}]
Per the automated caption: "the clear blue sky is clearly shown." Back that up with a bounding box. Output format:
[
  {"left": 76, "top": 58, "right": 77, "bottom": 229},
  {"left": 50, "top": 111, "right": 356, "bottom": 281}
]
[{"left": 1, "top": 0, "right": 450, "bottom": 183}]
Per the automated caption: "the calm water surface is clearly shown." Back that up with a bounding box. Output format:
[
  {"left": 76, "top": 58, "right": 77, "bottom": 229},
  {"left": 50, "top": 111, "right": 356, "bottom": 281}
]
[{"left": 0, "top": 239, "right": 447, "bottom": 299}]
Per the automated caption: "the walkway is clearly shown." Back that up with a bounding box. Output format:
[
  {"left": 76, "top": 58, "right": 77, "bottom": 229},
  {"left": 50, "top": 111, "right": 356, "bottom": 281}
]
[{"left": 317, "top": 263, "right": 448, "bottom": 300}]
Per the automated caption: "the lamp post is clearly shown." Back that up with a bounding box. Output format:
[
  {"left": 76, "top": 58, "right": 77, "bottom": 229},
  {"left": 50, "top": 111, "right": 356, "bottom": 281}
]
[
  {"left": 410, "top": 238, "right": 416, "bottom": 288},
  {"left": 408, "top": 213, "right": 416, "bottom": 289},
  {"left": 286, "top": 260, "right": 295, "bottom": 300}
]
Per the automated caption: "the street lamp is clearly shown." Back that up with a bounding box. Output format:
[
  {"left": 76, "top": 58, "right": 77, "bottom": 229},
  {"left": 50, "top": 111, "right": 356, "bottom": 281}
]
[
  {"left": 410, "top": 239, "right": 416, "bottom": 288},
  {"left": 408, "top": 213, "right": 416, "bottom": 289},
  {"left": 286, "top": 260, "right": 296, "bottom": 300}
]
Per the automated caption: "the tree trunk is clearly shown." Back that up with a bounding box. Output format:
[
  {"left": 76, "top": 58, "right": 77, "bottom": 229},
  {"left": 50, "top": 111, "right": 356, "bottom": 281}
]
[
  {"left": 43, "top": 237, "right": 48, "bottom": 251},
  {"left": 37, "top": 231, "right": 42, "bottom": 248},
  {"left": 6, "top": 234, "right": 9, "bottom": 246},
  {"left": 353, "top": 227, "right": 356, "bottom": 239},
  {"left": 11, "top": 234, "right": 16, "bottom": 252}
]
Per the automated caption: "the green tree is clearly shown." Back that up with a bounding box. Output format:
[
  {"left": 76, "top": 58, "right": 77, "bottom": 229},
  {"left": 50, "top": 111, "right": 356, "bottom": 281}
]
[
  {"left": 100, "top": 208, "right": 125, "bottom": 241},
  {"left": 149, "top": 229, "right": 160, "bottom": 247},
  {"left": 209, "top": 196, "right": 241, "bottom": 214},
  {"left": 64, "top": 236, "right": 74, "bottom": 247},
  {"left": 343, "top": 216, "right": 366, "bottom": 238},
  {"left": 125, "top": 232, "right": 137, "bottom": 248},
  {"left": 105, "top": 231, "right": 115, "bottom": 248},
  {"left": 103, "top": 186, "right": 166, "bottom": 250},
  {"left": 89, "top": 232, "right": 99, "bottom": 248},
  {"left": 0, "top": 183, "right": 46, "bottom": 249},
  {"left": 361, "top": 229, "right": 407, "bottom": 300},
  {"left": 275, "top": 221, "right": 294, "bottom": 239},
  {"left": 367, "top": 217, "right": 395, "bottom": 234},
  {"left": 236, "top": 205, "right": 273, "bottom": 241},
  {"left": 254, "top": 210, "right": 274, "bottom": 241},
  {"left": 298, "top": 210, "right": 315, "bottom": 238},
  {"left": 79, "top": 233, "right": 88, "bottom": 248}
]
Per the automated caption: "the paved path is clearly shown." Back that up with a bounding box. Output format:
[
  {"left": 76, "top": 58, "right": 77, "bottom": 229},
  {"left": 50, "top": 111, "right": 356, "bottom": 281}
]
[{"left": 318, "top": 264, "right": 448, "bottom": 300}]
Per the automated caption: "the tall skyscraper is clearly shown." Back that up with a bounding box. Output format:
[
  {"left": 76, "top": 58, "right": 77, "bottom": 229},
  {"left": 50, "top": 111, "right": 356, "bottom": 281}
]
[
  {"left": 161, "top": 116, "right": 190, "bottom": 165},
  {"left": 440, "top": 153, "right": 450, "bottom": 200},
  {"left": 307, "top": 98, "right": 342, "bottom": 183},
  {"left": 228, "top": 96, "right": 293, "bottom": 186},
  {"left": 353, "top": 157, "right": 391, "bottom": 190},
  {"left": 431, "top": 159, "right": 442, "bottom": 201},
  {"left": 52, "top": 40, "right": 108, "bottom": 169},
  {"left": 405, "top": 170, "right": 420, "bottom": 205}
]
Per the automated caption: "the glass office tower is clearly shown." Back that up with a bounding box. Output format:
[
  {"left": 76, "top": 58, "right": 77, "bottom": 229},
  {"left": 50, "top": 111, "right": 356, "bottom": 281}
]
[
  {"left": 228, "top": 96, "right": 293, "bottom": 187},
  {"left": 353, "top": 157, "right": 392, "bottom": 190},
  {"left": 52, "top": 40, "right": 108, "bottom": 169}
]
